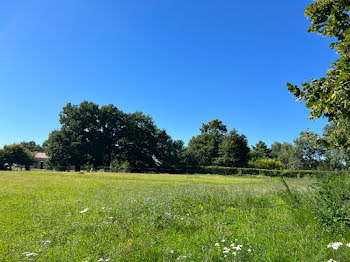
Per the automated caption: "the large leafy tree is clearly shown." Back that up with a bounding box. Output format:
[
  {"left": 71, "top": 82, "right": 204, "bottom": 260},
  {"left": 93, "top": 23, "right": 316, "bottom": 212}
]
[
  {"left": 215, "top": 129, "right": 250, "bottom": 167},
  {"left": 99, "top": 104, "right": 128, "bottom": 166},
  {"left": 0, "top": 149, "right": 6, "bottom": 170},
  {"left": 186, "top": 119, "right": 227, "bottom": 166},
  {"left": 45, "top": 130, "right": 85, "bottom": 171},
  {"left": 287, "top": 0, "right": 350, "bottom": 148},
  {"left": 270, "top": 142, "right": 294, "bottom": 167},
  {"left": 318, "top": 122, "right": 350, "bottom": 170},
  {"left": 19, "top": 141, "right": 43, "bottom": 152},
  {"left": 153, "top": 130, "right": 184, "bottom": 170},
  {"left": 59, "top": 101, "right": 101, "bottom": 169},
  {"left": 293, "top": 131, "right": 325, "bottom": 170},
  {"left": 121, "top": 112, "right": 162, "bottom": 169},
  {"left": 3, "top": 144, "right": 36, "bottom": 170},
  {"left": 250, "top": 140, "right": 271, "bottom": 160},
  {"left": 45, "top": 101, "right": 183, "bottom": 171}
]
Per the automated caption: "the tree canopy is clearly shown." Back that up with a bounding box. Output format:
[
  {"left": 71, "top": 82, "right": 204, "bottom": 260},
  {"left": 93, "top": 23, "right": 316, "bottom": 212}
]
[
  {"left": 45, "top": 101, "right": 184, "bottom": 171},
  {"left": 19, "top": 141, "right": 43, "bottom": 152},
  {"left": 186, "top": 119, "right": 228, "bottom": 166},
  {"left": 287, "top": 0, "right": 350, "bottom": 148},
  {"left": 0, "top": 144, "right": 36, "bottom": 170},
  {"left": 250, "top": 141, "right": 271, "bottom": 160}
]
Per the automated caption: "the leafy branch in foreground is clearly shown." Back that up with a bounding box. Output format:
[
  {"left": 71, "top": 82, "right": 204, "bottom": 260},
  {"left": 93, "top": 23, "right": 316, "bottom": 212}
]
[{"left": 287, "top": 0, "right": 350, "bottom": 148}]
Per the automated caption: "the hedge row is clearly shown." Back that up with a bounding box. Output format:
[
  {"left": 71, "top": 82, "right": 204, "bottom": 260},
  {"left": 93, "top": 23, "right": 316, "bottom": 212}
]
[
  {"left": 199, "top": 166, "right": 337, "bottom": 178},
  {"left": 45, "top": 164, "right": 341, "bottom": 178}
]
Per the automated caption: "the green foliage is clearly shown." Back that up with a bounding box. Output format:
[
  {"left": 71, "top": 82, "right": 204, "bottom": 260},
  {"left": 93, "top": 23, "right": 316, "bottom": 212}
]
[
  {"left": 45, "top": 130, "right": 83, "bottom": 171},
  {"left": 45, "top": 101, "right": 183, "bottom": 171},
  {"left": 0, "top": 149, "right": 6, "bottom": 170},
  {"left": 271, "top": 142, "right": 294, "bottom": 166},
  {"left": 3, "top": 144, "right": 36, "bottom": 170},
  {"left": 19, "top": 141, "right": 43, "bottom": 152},
  {"left": 187, "top": 120, "right": 250, "bottom": 168},
  {"left": 287, "top": 0, "right": 350, "bottom": 149},
  {"left": 186, "top": 119, "right": 227, "bottom": 166},
  {"left": 248, "top": 158, "right": 285, "bottom": 170},
  {"left": 215, "top": 129, "right": 250, "bottom": 167},
  {"left": 110, "top": 159, "right": 132, "bottom": 173},
  {"left": 293, "top": 131, "right": 325, "bottom": 170},
  {"left": 310, "top": 174, "right": 350, "bottom": 234},
  {"left": 269, "top": 132, "right": 328, "bottom": 171},
  {"left": 250, "top": 140, "right": 271, "bottom": 160},
  {"left": 201, "top": 166, "right": 329, "bottom": 178}
]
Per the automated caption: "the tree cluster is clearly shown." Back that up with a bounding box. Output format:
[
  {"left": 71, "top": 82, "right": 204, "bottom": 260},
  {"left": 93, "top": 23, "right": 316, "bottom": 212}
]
[
  {"left": 0, "top": 144, "right": 36, "bottom": 170},
  {"left": 184, "top": 119, "right": 250, "bottom": 168},
  {"left": 42, "top": 104, "right": 252, "bottom": 172},
  {"left": 44, "top": 101, "right": 184, "bottom": 171},
  {"left": 3, "top": 101, "right": 345, "bottom": 172}
]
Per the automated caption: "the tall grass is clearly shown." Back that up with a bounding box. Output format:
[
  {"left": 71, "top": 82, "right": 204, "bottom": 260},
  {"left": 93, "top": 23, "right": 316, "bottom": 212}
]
[{"left": 0, "top": 171, "right": 349, "bottom": 261}]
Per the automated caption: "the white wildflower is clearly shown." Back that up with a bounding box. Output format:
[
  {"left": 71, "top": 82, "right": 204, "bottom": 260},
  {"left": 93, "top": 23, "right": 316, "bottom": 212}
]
[
  {"left": 230, "top": 243, "right": 243, "bottom": 250},
  {"left": 327, "top": 259, "right": 338, "bottom": 262},
  {"left": 248, "top": 249, "right": 252, "bottom": 252},
  {"left": 80, "top": 208, "right": 89, "bottom": 214},
  {"left": 346, "top": 243, "right": 350, "bottom": 247},
  {"left": 170, "top": 250, "right": 174, "bottom": 254},
  {"left": 223, "top": 247, "right": 230, "bottom": 254},
  {"left": 214, "top": 243, "right": 220, "bottom": 247},
  {"left": 232, "top": 251, "right": 237, "bottom": 256},
  {"left": 327, "top": 242, "right": 343, "bottom": 250},
  {"left": 97, "top": 259, "right": 104, "bottom": 262},
  {"left": 221, "top": 239, "right": 225, "bottom": 243}
]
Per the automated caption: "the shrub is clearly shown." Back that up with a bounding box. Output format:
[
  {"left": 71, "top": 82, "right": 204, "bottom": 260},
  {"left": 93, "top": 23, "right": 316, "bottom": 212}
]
[
  {"left": 110, "top": 159, "right": 132, "bottom": 173},
  {"left": 248, "top": 158, "right": 284, "bottom": 170},
  {"left": 310, "top": 174, "right": 350, "bottom": 234},
  {"left": 199, "top": 166, "right": 330, "bottom": 178}
]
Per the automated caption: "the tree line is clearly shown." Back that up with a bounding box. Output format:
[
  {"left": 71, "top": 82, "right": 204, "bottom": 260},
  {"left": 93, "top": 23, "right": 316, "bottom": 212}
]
[{"left": 1, "top": 101, "right": 350, "bottom": 172}]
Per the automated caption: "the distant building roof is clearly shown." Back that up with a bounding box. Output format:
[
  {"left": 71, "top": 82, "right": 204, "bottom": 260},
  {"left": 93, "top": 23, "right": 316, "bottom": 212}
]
[{"left": 34, "top": 152, "right": 49, "bottom": 159}]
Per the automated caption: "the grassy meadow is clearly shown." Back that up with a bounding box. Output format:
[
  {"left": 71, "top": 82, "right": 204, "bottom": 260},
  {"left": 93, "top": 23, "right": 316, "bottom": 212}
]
[{"left": 0, "top": 171, "right": 349, "bottom": 261}]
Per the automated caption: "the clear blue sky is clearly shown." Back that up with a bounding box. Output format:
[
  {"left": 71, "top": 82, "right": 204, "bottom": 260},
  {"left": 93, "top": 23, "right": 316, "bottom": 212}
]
[{"left": 0, "top": 0, "right": 336, "bottom": 148}]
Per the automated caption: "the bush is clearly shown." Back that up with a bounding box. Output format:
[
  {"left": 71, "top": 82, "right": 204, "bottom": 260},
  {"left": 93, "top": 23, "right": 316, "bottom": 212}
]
[
  {"left": 198, "top": 166, "right": 330, "bottom": 178},
  {"left": 248, "top": 158, "right": 284, "bottom": 170},
  {"left": 110, "top": 159, "right": 132, "bottom": 173},
  {"left": 310, "top": 174, "right": 350, "bottom": 234}
]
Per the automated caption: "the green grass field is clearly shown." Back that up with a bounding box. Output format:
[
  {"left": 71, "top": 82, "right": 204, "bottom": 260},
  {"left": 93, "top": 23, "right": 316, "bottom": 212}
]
[{"left": 0, "top": 171, "right": 349, "bottom": 261}]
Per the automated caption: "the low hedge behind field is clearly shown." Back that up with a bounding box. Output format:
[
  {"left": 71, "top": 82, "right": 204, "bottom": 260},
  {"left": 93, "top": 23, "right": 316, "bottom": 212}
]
[
  {"left": 199, "top": 166, "right": 338, "bottom": 178},
  {"left": 46, "top": 164, "right": 342, "bottom": 178}
]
